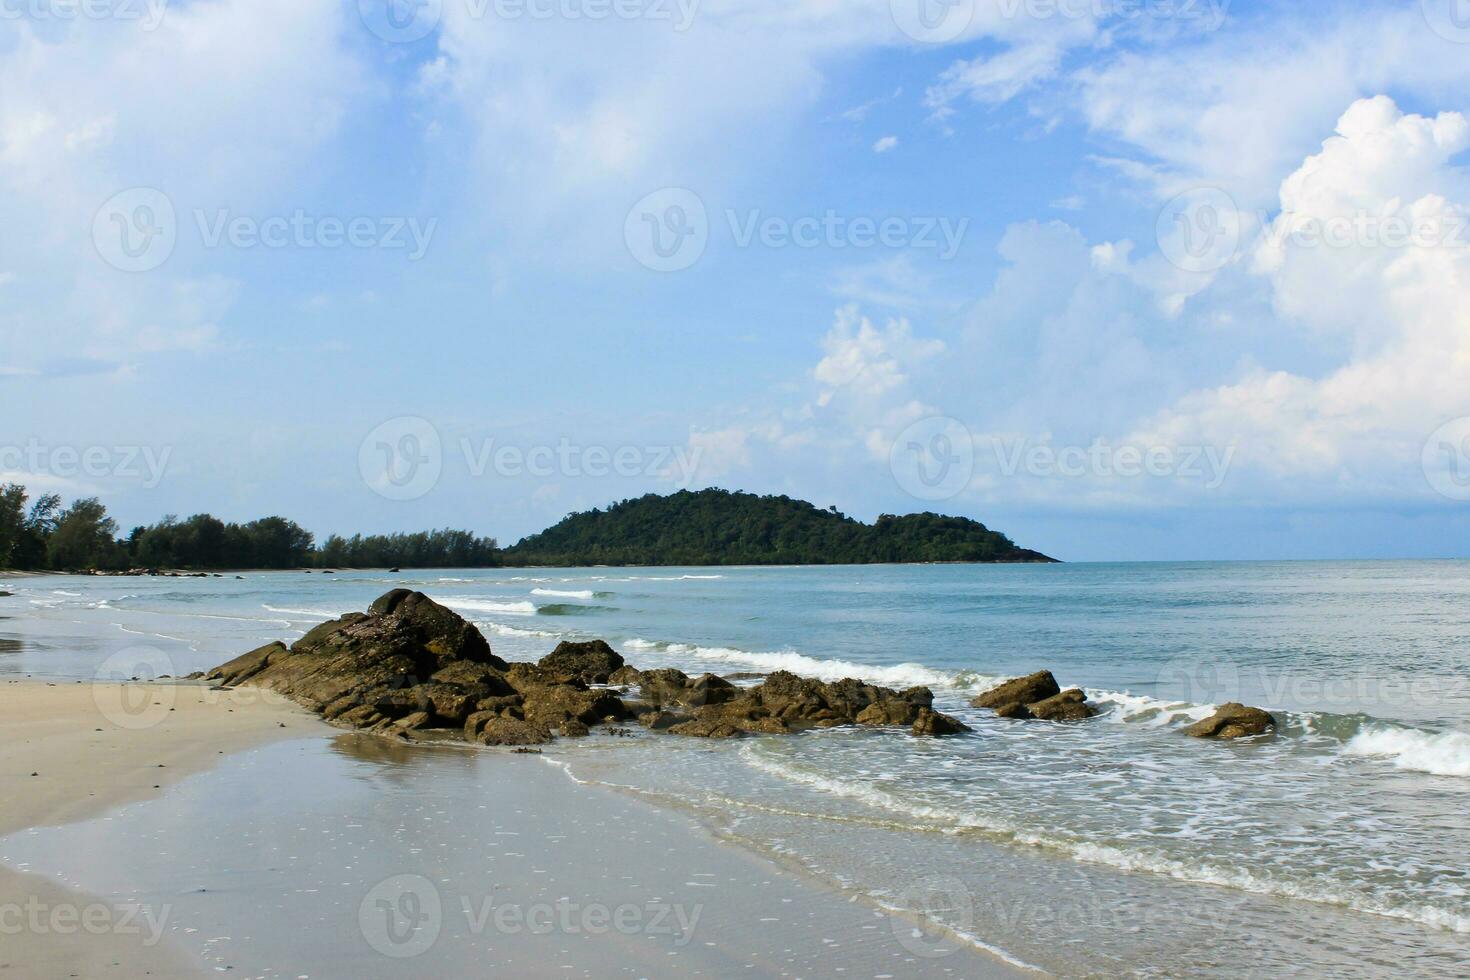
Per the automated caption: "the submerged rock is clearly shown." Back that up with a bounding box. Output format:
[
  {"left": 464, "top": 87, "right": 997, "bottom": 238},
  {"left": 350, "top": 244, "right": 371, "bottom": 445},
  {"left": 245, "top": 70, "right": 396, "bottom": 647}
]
[
  {"left": 664, "top": 671, "right": 964, "bottom": 739},
  {"left": 911, "top": 707, "right": 973, "bottom": 737},
  {"left": 972, "top": 671, "right": 1098, "bottom": 722},
  {"left": 972, "top": 671, "right": 1060, "bottom": 710},
  {"left": 1185, "top": 703, "right": 1276, "bottom": 739}
]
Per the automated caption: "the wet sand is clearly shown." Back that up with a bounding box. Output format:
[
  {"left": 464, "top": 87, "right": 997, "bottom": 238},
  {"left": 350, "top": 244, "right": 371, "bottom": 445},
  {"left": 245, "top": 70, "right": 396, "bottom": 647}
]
[
  {"left": 0, "top": 679, "right": 313, "bottom": 977},
  {"left": 0, "top": 681, "right": 1027, "bottom": 978}
]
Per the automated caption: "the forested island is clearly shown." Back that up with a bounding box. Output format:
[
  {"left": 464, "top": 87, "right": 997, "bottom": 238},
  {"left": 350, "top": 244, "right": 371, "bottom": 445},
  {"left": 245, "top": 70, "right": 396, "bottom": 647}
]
[
  {"left": 502, "top": 490, "right": 1053, "bottom": 566},
  {"left": 0, "top": 484, "right": 1052, "bottom": 572}
]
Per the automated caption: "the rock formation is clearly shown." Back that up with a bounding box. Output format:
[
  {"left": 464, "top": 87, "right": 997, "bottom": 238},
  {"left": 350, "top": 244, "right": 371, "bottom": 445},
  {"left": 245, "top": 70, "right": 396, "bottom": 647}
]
[
  {"left": 207, "top": 590, "right": 971, "bottom": 746},
  {"left": 971, "top": 670, "right": 1098, "bottom": 721}
]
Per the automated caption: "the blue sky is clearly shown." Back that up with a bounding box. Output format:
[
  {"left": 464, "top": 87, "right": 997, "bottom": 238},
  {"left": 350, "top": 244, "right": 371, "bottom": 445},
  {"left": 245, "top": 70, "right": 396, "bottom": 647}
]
[{"left": 3, "top": 0, "right": 1470, "bottom": 560}]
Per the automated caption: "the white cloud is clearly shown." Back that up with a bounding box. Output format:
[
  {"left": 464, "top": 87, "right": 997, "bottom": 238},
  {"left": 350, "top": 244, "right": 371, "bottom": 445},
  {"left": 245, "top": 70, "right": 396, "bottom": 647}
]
[
  {"left": 0, "top": 0, "right": 368, "bottom": 372},
  {"left": 872, "top": 135, "right": 899, "bottom": 153},
  {"left": 1131, "top": 97, "right": 1470, "bottom": 496}
]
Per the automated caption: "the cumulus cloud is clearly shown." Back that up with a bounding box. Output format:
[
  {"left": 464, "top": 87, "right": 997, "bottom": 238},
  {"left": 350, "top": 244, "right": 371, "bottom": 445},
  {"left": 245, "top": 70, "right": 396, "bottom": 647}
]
[{"left": 1131, "top": 97, "right": 1470, "bottom": 497}]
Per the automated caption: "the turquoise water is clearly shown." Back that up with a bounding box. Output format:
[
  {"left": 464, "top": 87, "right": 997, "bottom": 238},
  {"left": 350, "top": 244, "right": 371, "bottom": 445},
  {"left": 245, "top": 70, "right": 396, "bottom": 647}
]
[{"left": 3, "top": 561, "right": 1470, "bottom": 973}]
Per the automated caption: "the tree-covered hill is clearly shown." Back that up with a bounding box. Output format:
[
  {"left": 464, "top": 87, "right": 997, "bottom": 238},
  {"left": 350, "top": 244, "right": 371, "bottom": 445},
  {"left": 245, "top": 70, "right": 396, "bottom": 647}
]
[{"left": 502, "top": 489, "right": 1055, "bottom": 566}]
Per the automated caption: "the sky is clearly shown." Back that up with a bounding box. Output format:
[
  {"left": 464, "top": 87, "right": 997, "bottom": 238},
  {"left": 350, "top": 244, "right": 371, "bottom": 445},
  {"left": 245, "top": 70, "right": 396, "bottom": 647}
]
[{"left": 2, "top": 0, "right": 1470, "bottom": 561}]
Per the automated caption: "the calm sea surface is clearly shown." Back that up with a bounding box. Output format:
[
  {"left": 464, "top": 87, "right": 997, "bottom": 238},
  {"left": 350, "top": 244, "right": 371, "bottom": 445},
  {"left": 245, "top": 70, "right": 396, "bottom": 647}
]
[{"left": 3, "top": 561, "right": 1469, "bottom": 975}]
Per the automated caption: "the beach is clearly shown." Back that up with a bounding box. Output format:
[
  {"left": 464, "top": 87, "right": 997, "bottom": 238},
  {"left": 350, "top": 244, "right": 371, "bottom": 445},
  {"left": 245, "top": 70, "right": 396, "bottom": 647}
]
[
  {"left": 0, "top": 677, "right": 1024, "bottom": 977},
  {"left": 3, "top": 566, "right": 1470, "bottom": 976}
]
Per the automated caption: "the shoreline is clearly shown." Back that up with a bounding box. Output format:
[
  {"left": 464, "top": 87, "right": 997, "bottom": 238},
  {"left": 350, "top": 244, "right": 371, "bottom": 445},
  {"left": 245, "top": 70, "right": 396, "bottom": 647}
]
[{"left": 0, "top": 679, "right": 1030, "bottom": 977}]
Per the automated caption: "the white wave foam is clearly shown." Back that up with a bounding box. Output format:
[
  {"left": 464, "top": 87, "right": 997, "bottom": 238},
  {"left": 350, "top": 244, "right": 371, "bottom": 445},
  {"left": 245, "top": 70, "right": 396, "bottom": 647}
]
[
  {"left": 443, "top": 598, "right": 538, "bottom": 616},
  {"left": 1092, "top": 691, "right": 1219, "bottom": 728},
  {"left": 740, "top": 748, "right": 1470, "bottom": 934},
  {"left": 531, "top": 588, "right": 597, "bottom": 599},
  {"left": 1343, "top": 726, "right": 1470, "bottom": 779},
  {"left": 622, "top": 638, "right": 984, "bottom": 690},
  {"left": 52, "top": 590, "right": 82, "bottom": 597},
  {"left": 478, "top": 621, "right": 563, "bottom": 640},
  {"left": 261, "top": 604, "right": 341, "bottom": 619}
]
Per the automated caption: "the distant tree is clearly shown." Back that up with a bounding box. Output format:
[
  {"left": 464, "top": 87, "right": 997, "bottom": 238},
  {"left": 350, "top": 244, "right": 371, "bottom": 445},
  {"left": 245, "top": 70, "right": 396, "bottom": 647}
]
[
  {"left": 0, "top": 483, "right": 27, "bottom": 568},
  {"left": 46, "top": 498, "right": 123, "bottom": 571}
]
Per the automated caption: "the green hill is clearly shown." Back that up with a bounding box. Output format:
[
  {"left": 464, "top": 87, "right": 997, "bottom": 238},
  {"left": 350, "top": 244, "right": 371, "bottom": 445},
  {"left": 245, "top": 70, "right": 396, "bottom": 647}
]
[{"left": 502, "top": 489, "right": 1055, "bottom": 566}]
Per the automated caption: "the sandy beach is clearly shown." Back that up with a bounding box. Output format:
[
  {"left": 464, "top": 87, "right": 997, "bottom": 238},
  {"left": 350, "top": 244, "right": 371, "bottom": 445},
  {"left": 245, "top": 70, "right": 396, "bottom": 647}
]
[
  {"left": 0, "top": 678, "right": 1027, "bottom": 978},
  {"left": 0, "top": 680, "right": 311, "bottom": 976}
]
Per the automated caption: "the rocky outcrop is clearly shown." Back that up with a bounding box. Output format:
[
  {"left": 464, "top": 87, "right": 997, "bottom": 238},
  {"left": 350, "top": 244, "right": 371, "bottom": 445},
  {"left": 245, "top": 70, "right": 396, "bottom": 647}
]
[
  {"left": 613, "top": 667, "right": 738, "bottom": 708},
  {"left": 1185, "top": 703, "right": 1276, "bottom": 739},
  {"left": 662, "top": 671, "right": 967, "bottom": 739},
  {"left": 538, "top": 639, "right": 624, "bottom": 684},
  {"left": 971, "top": 671, "right": 1098, "bottom": 722},
  {"left": 206, "top": 590, "right": 511, "bottom": 729},
  {"left": 972, "top": 671, "right": 1060, "bottom": 710},
  {"left": 205, "top": 591, "right": 973, "bottom": 747},
  {"left": 912, "top": 707, "right": 973, "bottom": 736}
]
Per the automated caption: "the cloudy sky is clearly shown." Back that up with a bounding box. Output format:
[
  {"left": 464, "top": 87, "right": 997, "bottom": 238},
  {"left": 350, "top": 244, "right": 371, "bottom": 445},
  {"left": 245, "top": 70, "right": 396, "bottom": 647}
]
[{"left": 3, "top": 0, "right": 1470, "bottom": 560}]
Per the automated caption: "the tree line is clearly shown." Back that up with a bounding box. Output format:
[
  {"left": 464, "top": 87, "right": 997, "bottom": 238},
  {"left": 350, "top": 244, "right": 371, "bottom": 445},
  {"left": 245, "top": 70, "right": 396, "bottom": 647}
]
[
  {"left": 1, "top": 484, "right": 1052, "bottom": 572},
  {"left": 0, "top": 483, "right": 498, "bottom": 571}
]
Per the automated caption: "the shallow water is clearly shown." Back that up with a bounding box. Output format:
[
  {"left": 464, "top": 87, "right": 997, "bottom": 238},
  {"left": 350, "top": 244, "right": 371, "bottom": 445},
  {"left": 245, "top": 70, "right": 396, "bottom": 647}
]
[{"left": 3, "top": 561, "right": 1469, "bottom": 974}]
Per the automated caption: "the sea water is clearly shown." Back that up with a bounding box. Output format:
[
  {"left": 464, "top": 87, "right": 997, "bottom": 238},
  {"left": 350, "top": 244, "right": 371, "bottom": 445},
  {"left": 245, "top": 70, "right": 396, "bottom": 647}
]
[{"left": 3, "top": 561, "right": 1468, "bottom": 974}]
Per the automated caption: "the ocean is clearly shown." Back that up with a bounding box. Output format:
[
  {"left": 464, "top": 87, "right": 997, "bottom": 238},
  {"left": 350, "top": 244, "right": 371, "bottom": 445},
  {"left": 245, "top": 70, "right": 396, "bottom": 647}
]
[{"left": 3, "top": 561, "right": 1469, "bottom": 975}]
